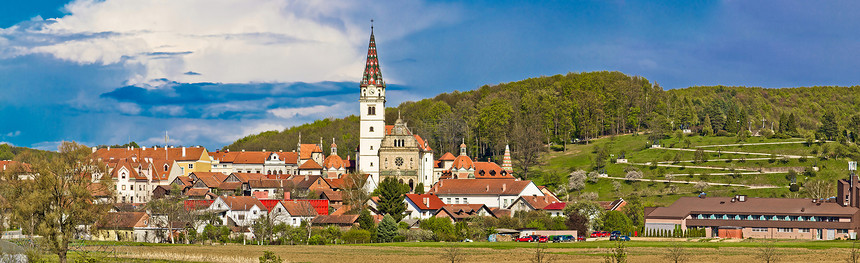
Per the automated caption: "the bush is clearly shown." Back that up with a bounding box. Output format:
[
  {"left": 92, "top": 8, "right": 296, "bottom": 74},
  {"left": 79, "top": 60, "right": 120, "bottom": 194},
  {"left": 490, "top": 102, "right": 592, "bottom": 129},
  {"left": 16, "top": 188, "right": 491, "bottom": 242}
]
[
  {"left": 342, "top": 229, "right": 371, "bottom": 244},
  {"left": 715, "top": 130, "right": 730, "bottom": 137},
  {"left": 789, "top": 183, "right": 800, "bottom": 192},
  {"left": 259, "top": 251, "right": 282, "bottom": 263},
  {"left": 550, "top": 144, "right": 565, "bottom": 151},
  {"left": 308, "top": 234, "right": 326, "bottom": 245},
  {"left": 404, "top": 229, "right": 435, "bottom": 242},
  {"left": 392, "top": 235, "right": 407, "bottom": 242},
  {"left": 377, "top": 214, "right": 398, "bottom": 242}
]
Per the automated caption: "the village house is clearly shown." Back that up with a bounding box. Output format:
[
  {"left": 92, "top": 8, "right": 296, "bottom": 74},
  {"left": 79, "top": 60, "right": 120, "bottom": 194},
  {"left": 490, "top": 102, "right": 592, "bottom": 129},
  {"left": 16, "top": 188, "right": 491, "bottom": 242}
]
[
  {"left": 210, "top": 150, "right": 300, "bottom": 175},
  {"left": 404, "top": 193, "right": 446, "bottom": 220},
  {"left": 434, "top": 204, "right": 495, "bottom": 222},
  {"left": 208, "top": 196, "right": 267, "bottom": 228},
  {"left": 508, "top": 195, "right": 565, "bottom": 216},
  {"left": 428, "top": 178, "right": 544, "bottom": 208},
  {"left": 92, "top": 212, "right": 161, "bottom": 243},
  {"left": 270, "top": 200, "right": 318, "bottom": 227}
]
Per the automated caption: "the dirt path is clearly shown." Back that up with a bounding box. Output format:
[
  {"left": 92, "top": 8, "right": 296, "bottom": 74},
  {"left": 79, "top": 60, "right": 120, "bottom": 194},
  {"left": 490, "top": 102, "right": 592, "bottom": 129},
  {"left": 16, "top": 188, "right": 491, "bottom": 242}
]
[
  {"left": 694, "top": 140, "right": 808, "bottom": 148},
  {"left": 602, "top": 176, "right": 779, "bottom": 189},
  {"left": 627, "top": 162, "right": 758, "bottom": 171},
  {"left": 660, "top": 147, "right": 809, "bottom": 158}
]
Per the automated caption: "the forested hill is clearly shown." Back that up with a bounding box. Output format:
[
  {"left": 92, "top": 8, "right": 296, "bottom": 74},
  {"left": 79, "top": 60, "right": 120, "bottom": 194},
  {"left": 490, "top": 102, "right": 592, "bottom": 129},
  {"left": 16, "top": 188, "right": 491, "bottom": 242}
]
[{"left": 225, "top": 71, "right": 860, "bottom": 175}]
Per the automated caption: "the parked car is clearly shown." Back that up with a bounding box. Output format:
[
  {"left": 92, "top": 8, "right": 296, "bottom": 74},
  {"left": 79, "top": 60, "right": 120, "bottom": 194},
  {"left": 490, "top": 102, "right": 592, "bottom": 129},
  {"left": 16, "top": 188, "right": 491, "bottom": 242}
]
[
  {"left": 590, "top": 231, "right": 610, "bottom": 238},
  {"left": 537, "top": 236, "right": 549, "bottom": 243},
  {"left": 550, "top": 235, "right": 574, "bottom": 242},
  {"left": 517, "top": 235, "right": 539, "bottom": 242},
  {"left": 610, "top": 231, "right": 621, "bottom": 236},
  {"left": 577, "top": 236, "right": 586, "bottom": 241},
  {"left": 609, "top": 235, "right": 631, "bottom": 241}
]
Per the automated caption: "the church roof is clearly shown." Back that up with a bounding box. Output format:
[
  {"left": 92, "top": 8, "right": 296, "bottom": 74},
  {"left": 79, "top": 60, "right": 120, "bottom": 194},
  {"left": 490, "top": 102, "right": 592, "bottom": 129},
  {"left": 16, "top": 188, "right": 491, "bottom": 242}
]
[
  {"left": 322, "top": 154, "right": 346, "bottom": 169},
  {"left": 298, "top": 160, "right": 323, "bottom": 170},
  {"left": 360, "top": 28, "right": 384, "bottom": 88},
  {"left": 439, "top": 152, "right": 456, "bottom": 161},
  {"left": 451, "top": 155, "right": 474, "bottom": 170},
  {"left": 299, "top": 144, "right": 322, "bottom": 160}
]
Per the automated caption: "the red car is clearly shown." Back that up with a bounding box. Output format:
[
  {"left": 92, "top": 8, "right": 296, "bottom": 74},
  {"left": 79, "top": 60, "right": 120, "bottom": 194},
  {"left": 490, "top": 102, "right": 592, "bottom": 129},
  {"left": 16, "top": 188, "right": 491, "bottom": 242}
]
[
  {"left": 517, "top": 235, "right": 538, "bottom": 242},
  {"left": 590, "top": 231, "right": 610, "bottom": 238},
  {"left": 537, "top": 236, "right": 549, "bottom": 243}
]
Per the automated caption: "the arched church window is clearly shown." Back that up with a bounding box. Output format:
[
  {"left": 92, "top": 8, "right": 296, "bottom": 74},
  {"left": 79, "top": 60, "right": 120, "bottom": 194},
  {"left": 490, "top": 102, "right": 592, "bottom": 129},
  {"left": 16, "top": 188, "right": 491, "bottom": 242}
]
[{"left": 369, "top": 126, "right": 374, "bottom": 132}]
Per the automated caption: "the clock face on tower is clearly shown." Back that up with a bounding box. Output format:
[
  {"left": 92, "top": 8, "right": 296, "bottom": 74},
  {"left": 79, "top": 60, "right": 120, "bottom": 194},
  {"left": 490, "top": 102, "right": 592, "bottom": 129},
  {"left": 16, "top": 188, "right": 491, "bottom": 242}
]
[{"left": 368, "top": 88, "right": 377, "bottom": 96}]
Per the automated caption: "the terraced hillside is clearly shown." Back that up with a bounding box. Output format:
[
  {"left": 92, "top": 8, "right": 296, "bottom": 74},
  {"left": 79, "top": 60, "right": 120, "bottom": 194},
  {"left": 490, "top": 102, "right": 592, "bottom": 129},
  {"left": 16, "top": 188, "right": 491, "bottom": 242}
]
[{"left": 536, "top": 133, "right": 854, "bottom": 207}]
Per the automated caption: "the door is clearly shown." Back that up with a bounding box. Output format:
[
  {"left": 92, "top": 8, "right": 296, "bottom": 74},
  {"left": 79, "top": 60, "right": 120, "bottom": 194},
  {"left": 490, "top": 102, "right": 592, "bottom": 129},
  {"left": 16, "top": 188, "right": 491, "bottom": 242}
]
[{"left": 827, "top": 229, "right": 836, "bottom": 240}]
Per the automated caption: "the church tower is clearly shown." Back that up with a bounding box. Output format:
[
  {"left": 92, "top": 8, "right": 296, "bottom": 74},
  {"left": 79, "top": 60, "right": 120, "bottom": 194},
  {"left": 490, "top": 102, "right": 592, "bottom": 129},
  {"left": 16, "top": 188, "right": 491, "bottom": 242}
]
[{"left": 359, "top": 25, "right": 385, "bottom": 187}]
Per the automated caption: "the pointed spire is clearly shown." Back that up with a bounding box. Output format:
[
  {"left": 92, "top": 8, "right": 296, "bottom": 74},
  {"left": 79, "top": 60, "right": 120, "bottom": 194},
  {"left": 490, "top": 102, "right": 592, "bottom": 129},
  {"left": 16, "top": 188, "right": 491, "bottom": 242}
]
[
  {"left": 502, "top": 144, "right": 513, "bottom": 172},
  {"left": 360, "top": 23, "right": 384, "bottom": 88},
  {"left": 460, "top": 138, "right": 467, "bottom": 156}
]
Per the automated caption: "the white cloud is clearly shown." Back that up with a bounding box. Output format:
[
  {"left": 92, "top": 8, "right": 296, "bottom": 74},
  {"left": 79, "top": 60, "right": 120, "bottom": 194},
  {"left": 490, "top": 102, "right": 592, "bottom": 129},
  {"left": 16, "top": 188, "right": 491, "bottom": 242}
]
[
  {"left": 5, "top": 131, "right": 21, "bottom": 137},
  {"left": 1, "top": 0, "right": 459, "bottom": 86},
  {"left": 268, "top": 103, "right": 349, "bottom": 119}
]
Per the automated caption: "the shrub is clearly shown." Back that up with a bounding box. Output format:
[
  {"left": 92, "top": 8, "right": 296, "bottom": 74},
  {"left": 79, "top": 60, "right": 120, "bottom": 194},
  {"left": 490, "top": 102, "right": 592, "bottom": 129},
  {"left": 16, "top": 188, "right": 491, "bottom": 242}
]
[
  {"left": 789, "top": 183, "right": 800, "bottom": 192},
  {"left": 550, "top": 144, "right": 565, "bottom": 151},
  {"left": 342, "top": 229, "right": 371, "bottom": 244},
  {"left": 259, "top": 251, "right": 282, "bottom": 263},
  {"left": 308, "top": 234, "right": 326, "bottom": 245}
]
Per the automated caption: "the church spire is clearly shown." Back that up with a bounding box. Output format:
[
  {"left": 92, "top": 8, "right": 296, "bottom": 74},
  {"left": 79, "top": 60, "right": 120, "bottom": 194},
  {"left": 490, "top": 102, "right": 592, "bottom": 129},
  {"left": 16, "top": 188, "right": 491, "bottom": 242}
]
[{"left": 360, "top": 22, "right": 384, "bottom": 88}]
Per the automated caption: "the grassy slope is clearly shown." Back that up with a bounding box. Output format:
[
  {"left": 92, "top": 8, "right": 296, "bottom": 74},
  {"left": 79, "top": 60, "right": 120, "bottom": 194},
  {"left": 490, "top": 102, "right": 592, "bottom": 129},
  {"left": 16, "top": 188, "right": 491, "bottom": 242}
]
[{"left": 536, "top": 134, "right": 850, "bottom": 207}]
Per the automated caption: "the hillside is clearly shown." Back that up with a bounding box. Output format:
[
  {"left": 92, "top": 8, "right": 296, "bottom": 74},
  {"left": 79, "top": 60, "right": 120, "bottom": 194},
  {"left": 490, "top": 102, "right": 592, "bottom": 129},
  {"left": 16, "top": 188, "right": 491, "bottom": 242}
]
[
  {"left": 0, "top": 143, "right": 54, "bottom": 160},
  {"left": 226, "top": 71, "right": 860, "bottom": 178}
]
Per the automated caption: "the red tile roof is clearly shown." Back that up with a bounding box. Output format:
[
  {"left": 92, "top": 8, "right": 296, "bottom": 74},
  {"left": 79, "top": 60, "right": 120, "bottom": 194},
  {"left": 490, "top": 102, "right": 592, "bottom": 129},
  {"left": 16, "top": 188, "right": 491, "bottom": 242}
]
[
  {"left": 185, "top": 188, "right": 211, "bottom": 197},
  {"left": 219, "top": 196, "right": 266, "bottom": 211},
  {"left": 232, "top": 152, "right": 271, "bottom": 164},
  {"left": 298, "top": 160, "right": 322, "bottom": 170},
  {"left": 209, "top": 151, "right": 240, "bottom": 163},
  {"left": 232, "top": 173, "right": 266, "bottom": 183},
  {"left": 414, "top": 135, "right": 432, "bottom": 151},
  {"left": 277, "top": 152, "right": 299, "bottom": 164},
  {"left": 405, "top": 194, "right": 445, "bottom": 210},
  {"left": 94, "top": 147, "right": 208, "bottom": 162},
  {"left": 322, "top": 154, "right": 346, "bottom": 169},
  {"left": 517, "top": 195, "right": 561, "bottom": 210},
  {"left": 473, "top": 161, "right": 513, "bottom": 179},
  {"left": 184, "top": 199, "right": 214, "bottom": 210},
  {"left": 543, "top": 202, "right": 567, "bottom": 211},
  {"left": 280, "top": 200, "right": 318, "bottom": 217},
  {"left": 429, "top": 179, "right": 532, "bottom": 196},
  {"left": 319, "top": 189, "right": 343, "bottom": 201},
  {"left": 325, "top": 178, "right": 345, "bottom": 189},
  {"left": 98, "top": 212, "right": 149, "bottom": 228},
  {"left": 312, "top": 214, "right": 359, "bottom": 225},
  {"left": 438, "top": 152, "right": 456, "bottom": 161},
  {"left": 436, "top": 204, "right": 494, "bottom": 219},
  {"left": 299, "top": 144, "right": 322, "bottom": 160},
  {"left": 451, "top": 155, "right": 474, "bottom": 170}
]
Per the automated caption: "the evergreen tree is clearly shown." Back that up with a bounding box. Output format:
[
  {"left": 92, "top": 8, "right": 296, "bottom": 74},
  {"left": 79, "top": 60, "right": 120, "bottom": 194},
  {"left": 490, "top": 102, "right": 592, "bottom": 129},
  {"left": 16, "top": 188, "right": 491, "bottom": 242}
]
[
  {"left": 787, "top": 113, "right": 798, "bottom": 134},
  {"left": 702, "top": 115, "right": 714, "bottom": 136},
  {"left": 377, "top": 177, "right": 409, "bottom": 222},
  {"left": 376, "top": 214, "right": 398, "bottom": 242},
  {"left": 357, "top": 209, "right": 375, "bottom": 230},
  {"left": 778, "top": 113, "right": 788, "bottom": 133},
  {"left": 818, "top": 111, "right": 839, "bottom": 140}
]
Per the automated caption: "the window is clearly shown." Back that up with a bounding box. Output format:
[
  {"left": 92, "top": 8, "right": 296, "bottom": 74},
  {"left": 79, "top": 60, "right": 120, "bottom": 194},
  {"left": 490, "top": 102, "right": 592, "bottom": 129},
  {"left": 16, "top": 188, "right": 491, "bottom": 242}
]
[
  {"left": 455, "top": 198, "right": 459, "bottom": 204},
  {"left": 189, "top": 164, "right": 194, "bottom": 169},
  {"left": 370, "top": 126, "right": 374, "bottom": 132},
  {"left": 799, "top": 228, "right": 811, "bottom": 233},
  {"left": 131, "top": 185, "right": 134, "bottom": 190},
  {"left": 121, "top": 172, "right": 126, "bottom": 179},
  {"left": 752, "top": 228, "right": 768, "bottom": 232},
  {"left": 164, "top": 164, "right": 169, "bottom": 172},
  {"left": 839, "top": 229, "right": 849, "bottom": 234},
  {"left": 777, "top": 228, "right": 792, "bottom": 233},
  {"left": 122, "top": 185, "right": 126, "bottom": 190},
  {"left": 368, "top": 106, "right": 376, "bottom": 115}
]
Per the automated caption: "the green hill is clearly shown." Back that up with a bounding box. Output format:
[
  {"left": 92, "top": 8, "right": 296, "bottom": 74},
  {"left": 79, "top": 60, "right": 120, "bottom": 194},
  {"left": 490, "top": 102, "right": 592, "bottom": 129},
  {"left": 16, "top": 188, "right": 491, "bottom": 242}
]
[{"left": 226, "top": 71, "right": 860, "bottom": 180}]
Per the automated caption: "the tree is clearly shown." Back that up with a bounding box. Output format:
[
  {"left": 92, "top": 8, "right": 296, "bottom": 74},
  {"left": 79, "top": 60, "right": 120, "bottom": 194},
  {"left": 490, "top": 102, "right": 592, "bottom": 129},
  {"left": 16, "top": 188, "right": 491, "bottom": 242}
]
[
  {"left": 531, "top": 243, "right": 554, "bottom": 263},
  {"left": 568, "top": 170, "right": 586, "bottom": 193},
  {"left": 695, "top": 181, "right": 708, "bottom": 192},
  {"left": 603, "top": 240, "right": 628, "bottom": 263},
  {"left": 146, "top": 184, "right": 191, "bottom": 244},
  {"left": 624, "top": 170, "right": 643, "bottom": 181},
  {"left": 341, "top": 172, "right": 371, "bottom": 213},
  {"left": 377, "top": 177, "right": 409, "bottom": 222},
  {"left": 440, "top": 243, "right": 466, "bottom": 263},
  {"left": 0, "top": 142, "right": 112, "bottom": 263},
  {"left": 376, "top": 214, "right": 398, "bottom": 242},
  {"left": 357, "top": 209, "right": 376, "bottom": 231},
  {"left": 564, "top": 202, "right": 604, "bottom": 232},
  {"left": 804, "top": 179, "right": 834, "bottom": 200},
  {"left": 251, "top": 214, "right": 276, "bottom": 245},
  {"left": 819, "top": 111, "right": 839, "bottom": 140},
  {"left": 663, "top": 243, "right": 689, "bottom": 263},
  {"left": 702, "top": 115, "right": 714, "bottom": 136},
  {"left": 602, "top": 211, "right": 632, "bottom": 233},
  {"left": 564, "top": 211, "right": 589, "bottom": 235},
  {"left": 414, "top": 182, "right": 425, "bottom": 194},
  {"left": 512, "top": 110, "right": 545, "bottom": 179},
  {"left": 848, "top": 239, "right": 860, "bottom": 263},
  {"left": 756, "top": 241, "right": 780, "bottom": 263},
  {"left": 622, "top": 197, "right": 644, "bottom": 230}
]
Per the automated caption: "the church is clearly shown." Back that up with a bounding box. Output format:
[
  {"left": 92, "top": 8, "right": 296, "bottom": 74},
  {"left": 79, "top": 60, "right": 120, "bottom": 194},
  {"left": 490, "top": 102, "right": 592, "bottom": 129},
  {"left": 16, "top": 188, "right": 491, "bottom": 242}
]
[{"left": 356, "top": 27, "right": 436, "bottom": 192}]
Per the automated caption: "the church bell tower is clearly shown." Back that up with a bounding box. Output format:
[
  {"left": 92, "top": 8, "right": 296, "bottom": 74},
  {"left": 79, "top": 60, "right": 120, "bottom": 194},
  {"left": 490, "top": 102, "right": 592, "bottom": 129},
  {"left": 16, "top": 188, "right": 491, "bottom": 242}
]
[{"left": 359, "top": 24, "right": 385, "bottom": 187}]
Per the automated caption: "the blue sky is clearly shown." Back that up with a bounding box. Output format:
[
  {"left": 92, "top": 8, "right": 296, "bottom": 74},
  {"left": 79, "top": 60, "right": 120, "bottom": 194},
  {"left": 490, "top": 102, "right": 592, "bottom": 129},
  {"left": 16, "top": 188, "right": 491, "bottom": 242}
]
[{"left": 1, "top": 0, "right": 859, "bottom": 150}]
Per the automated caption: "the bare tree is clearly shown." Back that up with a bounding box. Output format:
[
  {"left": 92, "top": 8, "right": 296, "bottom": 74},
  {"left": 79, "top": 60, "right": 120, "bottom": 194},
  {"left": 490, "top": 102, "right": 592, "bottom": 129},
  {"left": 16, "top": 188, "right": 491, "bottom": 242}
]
[
  {"left": 531, "top": 243, "right": 554, "bottom": 263},
  {"left": 625, "top": 171, "right": 643, "bottom": 181},
  {"left": 694, "top": 181, "right": 708, "bottom": 192},
  {"left": 663, "top": 243, "right": 689, "bottom": 263},
  {"left": 587, "top": 171, "right": 600, "bottom": 183},
  {"left": 579, "top": 192, "right": 599, "bottom": 201},
  {"left": 849, "top": 240, "right": 860, "bottom": 263},
  {"left": 804, "top": 179, "right": 833, "bottom": 200},
  {"left": 603, "top": 240, "right": 627, "bottom": 263},
  {"left": 756, "top": 241, "right": 780, "bottom": 263},
  {"left": 341, "top": 172, "right": 370, "bottom": 213},
  {"left": 440, "top": 243, "right": 466, "bottom": 263},
  {"left": 511, "top": 111, "right": 545, "bottom": 179},
  {"left": 146, "top": 184, "right": 191, "bottom": 243}
]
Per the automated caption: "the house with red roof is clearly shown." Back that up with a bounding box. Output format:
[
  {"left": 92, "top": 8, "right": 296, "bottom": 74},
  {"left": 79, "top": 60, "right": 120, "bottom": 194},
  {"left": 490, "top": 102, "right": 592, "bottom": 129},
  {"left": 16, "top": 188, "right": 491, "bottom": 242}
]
[
  {"left": 434, "top": 204, "right": 496, "bottom": 222},
  {"left": 210, "top": 150, "right": 300, "bottom": 176},
  {"left": 428, "top": 178, "right": 544, "bottom": 208},
  {"left": 509, "top": 195, "right": 566, "bottom": 217},
  {"left": 208, "top": 196, "right": 267, "bottom": 228},
  {"left": 404, "top": 194, "right": 446, "bottom": 220}
]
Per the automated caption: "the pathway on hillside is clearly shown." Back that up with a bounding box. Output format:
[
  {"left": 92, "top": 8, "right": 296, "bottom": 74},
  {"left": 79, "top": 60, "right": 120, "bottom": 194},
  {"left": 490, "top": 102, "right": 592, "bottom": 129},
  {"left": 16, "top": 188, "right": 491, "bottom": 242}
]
[
  {"left": 694, "top": 140, "right": 808, "bottom": 148},
  {"left": 663, "top": 171, "right": 788, "bottom": 177},
  {"left": 627, "top": 162, "right": 758, "bottom": 171},
  {"left": 659, "top": 147, "right": 809, "bottom": 158},
  {"left": 655, "top": 157, "right": 773, "bottom": 164},
  {"left": 602, "top": 176, "right": 780, "bottom": 189}
]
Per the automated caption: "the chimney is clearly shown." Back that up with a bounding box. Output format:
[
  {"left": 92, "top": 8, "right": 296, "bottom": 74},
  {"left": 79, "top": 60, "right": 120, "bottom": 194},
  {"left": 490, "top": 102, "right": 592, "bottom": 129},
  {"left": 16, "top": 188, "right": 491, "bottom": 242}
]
[
  {"left": 304, "top": 175, "right": 309, "bottom": 181},
  {"left": 107, "top": 146, "right": 111, "bottom": 150},
  {"left": 92, "top": 147, "right": 97, "bottom": 153},
  {"left": 502, "top": 183, "right": 507, "bottom": 192},
  {"left": 262, "top": 149, "right": 266, "bottom": 152},
  {"left": 242, "top": 149, "right": 245, "bottom": 152},
  {"left": 486, "top": 185, "right": 489, "bottom": 192},
  {"left": 182, "top": 147, "right": 186, "bottom": 157},
  {"left": 131, "top": 146, "right": 134, "bottom": 150},
  {"left": 423, "top": 197, "right": 429, "bottom": 207},
  {"left": 142, "top": 146, "right": 146, "bottom": 150}
]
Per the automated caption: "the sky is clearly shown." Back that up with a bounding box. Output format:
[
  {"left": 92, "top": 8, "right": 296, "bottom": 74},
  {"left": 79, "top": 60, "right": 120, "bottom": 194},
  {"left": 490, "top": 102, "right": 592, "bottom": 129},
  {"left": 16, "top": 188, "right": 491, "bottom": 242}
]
[{"left": 1, "top": 0, "right": 859, "bottom": 151}]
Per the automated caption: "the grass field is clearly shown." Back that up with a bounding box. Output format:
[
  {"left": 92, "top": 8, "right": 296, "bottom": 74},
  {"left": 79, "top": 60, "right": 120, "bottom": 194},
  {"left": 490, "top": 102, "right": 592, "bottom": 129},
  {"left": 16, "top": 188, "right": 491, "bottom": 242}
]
[{"left": 67, "top": 239, "right": 860, "bottom": 263}]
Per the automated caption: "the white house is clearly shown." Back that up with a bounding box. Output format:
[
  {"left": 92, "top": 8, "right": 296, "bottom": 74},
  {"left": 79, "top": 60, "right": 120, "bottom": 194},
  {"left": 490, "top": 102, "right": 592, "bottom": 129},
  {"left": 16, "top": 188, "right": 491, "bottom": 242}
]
[
  {"left": 270, "top": 200, "right": 318, "bottom": 227},
  {"left": 404, "top": 194, "right": 446, "bottom": 220},
  {"left": 208, "top": 196, "right": 267, "bottom": 227},
  {"left": 428, "top": 178, "right": 544, "bottom": 208}
]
